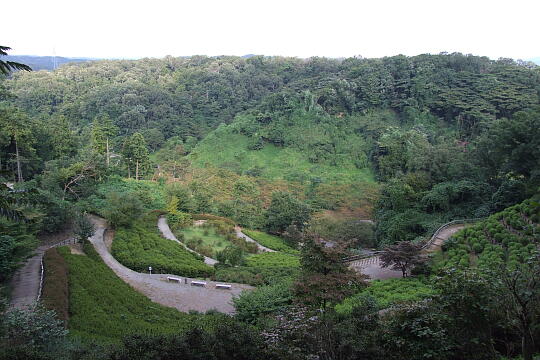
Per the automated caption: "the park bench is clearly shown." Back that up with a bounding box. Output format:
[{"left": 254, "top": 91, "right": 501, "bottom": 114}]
[
  {"left": 167, "top": 276, "right": 182, "bottom": 283},
  {"left": 191, "top": 280, "right": 207, "bottom": 287},
  {"left": 215, "top": 284, "right": 232, "bottom": 290}
]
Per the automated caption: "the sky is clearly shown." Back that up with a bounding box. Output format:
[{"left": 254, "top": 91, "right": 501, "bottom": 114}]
[{"left": 4, "top": 0, "right": 540, "bottom": 61}]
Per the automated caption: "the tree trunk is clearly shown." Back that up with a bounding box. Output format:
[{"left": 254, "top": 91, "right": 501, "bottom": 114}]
[
  {"left": 136, "top": 160, "right": 139, "bottom": 180},
  {"left": 522, "top": 328, "right": 535, "bottom": 360},
  {"left": 15, "top": 137, "right": 23, "bottom": 183},
  {"left": 127, "top": 164, "right": 131, "bottom": 179},
  {"left": 106, "top": 138, "right": 110, "bottom": 167}
]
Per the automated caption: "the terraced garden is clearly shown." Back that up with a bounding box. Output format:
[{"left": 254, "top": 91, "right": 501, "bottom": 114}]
[
  {"left": 47, "top": 244, "right": 226, "bottom": 343},
  {"left": 112, "top": 216, "right": 214, "bottom": 278},
  {"left": 435, "top": 199, "right": 540, "bottom": 270}
]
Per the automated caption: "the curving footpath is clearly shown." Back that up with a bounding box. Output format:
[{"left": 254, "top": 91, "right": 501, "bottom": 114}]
[
  {"left": 234, "top": 227, "right": 275, "bottom": 253},
  {"left": 158, "top": 216, "right": 218, "bottom": 265},
  {"left": 88, "top": 216, "right": 252, "bottom": 314},
  {"left": 349, "top": 223, "right": 469, "bottom": 280}
]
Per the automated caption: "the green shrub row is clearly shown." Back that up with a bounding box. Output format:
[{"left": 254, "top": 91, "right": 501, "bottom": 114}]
[
  {"left": 439, "top": 199, "right": 539, "bottom": 270},
  {"left": 57, "top": 244, "right": 226, "bottom": 343},
  {"left": 242, "top": 229, "right": 299, "bottom": 254},
  {"left": 244, "top": 252, "right": 301, "bottom": 268},
  {"left": 213, "top": 265, "right": 300, "bottom": 286},
  {"left": 336, "top": 277, "right": 436, "bottom": 314},
  {"left": 112, "top": 219, "right": 214, "bottom": 278}
]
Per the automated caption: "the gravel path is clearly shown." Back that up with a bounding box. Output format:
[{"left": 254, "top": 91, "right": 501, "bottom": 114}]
[
  {"left": 89, "top": 216, "right": 252, "bottom": 314},
  {"left": 235, "top": 227, "right": 275, "bottom": 253},
  {"left": 157, "top": 216, "right": 218, "bottom": 265},
  {"left": 349, "top": 223, "right": 468, "bottom": 280}
]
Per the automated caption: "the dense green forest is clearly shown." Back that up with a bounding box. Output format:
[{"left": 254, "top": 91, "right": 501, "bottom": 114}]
[{"left": 1, "top": 52, "right": 540, "bottom": 360}]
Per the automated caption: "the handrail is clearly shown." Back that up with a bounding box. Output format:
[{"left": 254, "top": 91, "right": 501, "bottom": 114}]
[
  {"left": 343, "top": 218, "right": 484, "bottom": 263},
  {"left": 419, "top": 218, "right": 484, "bottom": 250},
  {"left": 37, "top": 237, "right": 77, "bottom": 302}
]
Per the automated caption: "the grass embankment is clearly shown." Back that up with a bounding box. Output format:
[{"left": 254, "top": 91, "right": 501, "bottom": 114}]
[
  {"left": 112, "top": 217, "right": 214, "bottom": 278},
  {"left": 42, "top": 248, "right": 69, "bottom": 323},
  {"left": 53, "top": 243, "right": 226, "bottom": 343},
  {"left": 242, "top": 229, "right": 299, "bottom": 254},
  {"left": 336, "top": 278, "right": 436, "bottom": 314}
]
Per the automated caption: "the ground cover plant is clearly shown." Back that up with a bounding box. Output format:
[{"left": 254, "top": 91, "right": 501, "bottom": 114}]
[
  {"left": 243, "top": 229, "right": 299, "bottom": 254},
  {"left": 213, "top": 265, "right": 300, "bottom": 287},
  {"left": 56, "top": 243, "right": 226, "bottom": 343},
  {"left": 41, "top": 247, "right": 69, "bottom": 323},
  {"left": 245, "top": 252, "right": 301, "bottom": 268},
  {"left": 437, "top": 198, "right": 540, "bottom": 270},
  {"left": 112, "top": 216, "right": 213, "bottom": 278},
  {"left": 335, "top": 277, "right": 436, "bottom": 314}
]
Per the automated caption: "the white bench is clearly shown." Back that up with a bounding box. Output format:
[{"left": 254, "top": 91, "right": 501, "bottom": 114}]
[
  {"left": 190, "top": 280, "right": 207, "bottom": 287},
  {"left": 167, "top": 276, "right": 182, "bottom": 283},
  {"left": 215, "top": 284, "right": 232, "bottom": 290}
]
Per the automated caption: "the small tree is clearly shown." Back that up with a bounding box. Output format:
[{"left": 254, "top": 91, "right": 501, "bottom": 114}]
[
  {"left": 74, "top": 212, "right": 95, "bottom": 243},
  {"left": 265, "top": 192, "right": 311, "bottom": 234},
  {"left": 379, "top": 241, "right": 425, "bottom": 277},
  {"left": 294, "top": 234, "right": 365, "bottom": 311}
]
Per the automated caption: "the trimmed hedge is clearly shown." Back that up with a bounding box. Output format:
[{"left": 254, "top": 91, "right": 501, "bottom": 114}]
[
  {"left": 57, "top": 244, "right": 226, "bottom": 343},
  {"left": 112, "top": 219, "right": 214, "bottom": 278},
  {"left": 243, "top": 229, "right": 299, "bottom": 254},
  {"left": 245, "top": 252, "right": 300, "bottom": 268},
  {"left": 42, "top": 248, "right": 69, "bottom": 323}
]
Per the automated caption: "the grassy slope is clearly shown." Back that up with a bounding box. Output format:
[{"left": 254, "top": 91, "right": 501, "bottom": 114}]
[
  {"left": 190, "top": 131, "right": 375, "bottom": 184},
  {"left": 57, "top": 245, "right": 225, "bottom": 343}
]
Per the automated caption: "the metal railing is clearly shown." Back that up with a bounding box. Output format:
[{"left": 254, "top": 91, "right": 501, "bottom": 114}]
[
  {"left": 343, "top": 218, "right": 484, "bottom": 263},
  {"left": 37, "top": 237, "right": 77, "bottom": 302}
]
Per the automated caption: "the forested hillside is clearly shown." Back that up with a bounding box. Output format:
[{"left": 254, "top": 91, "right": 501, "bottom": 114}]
[
  {"left": 3, "top": 53, "right": 539, "bottom": 242},
  {"left": 2, "top": 51, "right": 540, "bottom": 360}
]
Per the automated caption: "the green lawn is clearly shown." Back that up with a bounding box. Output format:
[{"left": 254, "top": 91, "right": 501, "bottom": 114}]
[
  {"left": 57, "top": 244, "right": 226, "bottom": 343},
  {"left": 179, "top": 226, "right": 232, "bottom": 255}
]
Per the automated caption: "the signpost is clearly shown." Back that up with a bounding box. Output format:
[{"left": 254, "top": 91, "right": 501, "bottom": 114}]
[{"left": 149, "top": 266, "right": 152, "bottom": 275}]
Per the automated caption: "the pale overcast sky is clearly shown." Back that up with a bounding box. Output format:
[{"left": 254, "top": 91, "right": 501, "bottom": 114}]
[{"left": 4, "top": 0, "right": 539, "bottom": 60}]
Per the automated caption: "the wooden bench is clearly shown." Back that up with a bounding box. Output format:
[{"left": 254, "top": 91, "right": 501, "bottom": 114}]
[
  {"left": 215, "top": 284, "right": 232, "bottom": 290},
  {"left": 190, "top": 280, "right": 207, "bottom": 287},
  {"left": 167, "top": 276, "right": 182, "bottom": 283}
]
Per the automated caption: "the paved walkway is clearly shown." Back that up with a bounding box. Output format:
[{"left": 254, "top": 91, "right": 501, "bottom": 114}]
[
  {"left": 349, "top": 223, "right": 468, "bottom": 280},
  {"left": 234, "top": 227, "right": 275, "bottom": 253},
  {"left": 8, "top": 245, "right": 48, "bottom": 310},
  {"left": 9, "top": 229, "right": 74, "bottom": 310},
  {"left": 89, "top": 216, "right": 252, "bottom": 314}
]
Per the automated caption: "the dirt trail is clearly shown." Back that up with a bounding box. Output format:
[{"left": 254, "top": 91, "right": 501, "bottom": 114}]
[{"left": 89, "top": 216, "right": 252, "bottom": 314}]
